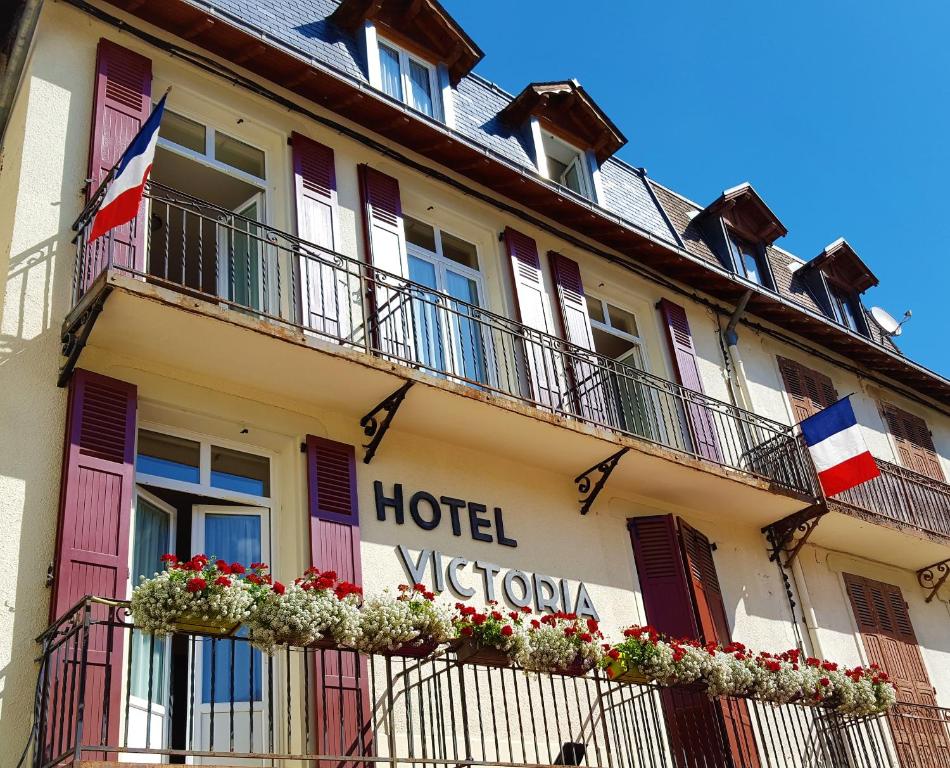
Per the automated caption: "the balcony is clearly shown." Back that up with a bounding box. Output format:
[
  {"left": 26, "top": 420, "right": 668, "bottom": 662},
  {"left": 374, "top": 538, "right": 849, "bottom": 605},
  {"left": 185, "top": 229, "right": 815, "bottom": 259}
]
[
  {"left": 34, "top": 597, "right": 931, "bottom": 768},
  {"left": 64, "top": 183, "right": 815, "bottom": 517}
]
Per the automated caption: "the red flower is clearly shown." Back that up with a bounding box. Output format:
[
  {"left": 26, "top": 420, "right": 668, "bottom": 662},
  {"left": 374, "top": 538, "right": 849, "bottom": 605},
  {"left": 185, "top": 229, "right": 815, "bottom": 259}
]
[
  {"left": 508, "top": 612, "right": 520, "bottom": 621},
  {"left": 160, "top": 553, "right": 177, "bottom": 563},
  {"left": 272, "top": 581, "right": 286, "bottom": 595},
  {"left": 250, "top": 562, "right": 267, "bottom": 570},
  {"left": 423, "top": 591, "right": 435, "bottom": 601},
  {"left": 564, "top": 627, "right": 576, "bottom": 637},
  {"left": 819, "top": 677, "right": 830, "bottom": 687},
  {"left": 530, "top": 619, "right": 541, "bottom": 629},
  {"left": 461, "top": 626, "right": 474, "bottom": 637},
  {"left": 806, "top": 657, "right": 821, "bottom": 667},
  {"left": 413, "top": 583, "right": 426, "bottom": 592},
  {"left": 501, "top": 625, "right": 514, "bottom": 637},
  {"left": 246, "top": 574, "right": 262, "bottom": 585},
  {"left": 214, "top": 576, "right": 232, "bottom": 587},
  {"left": 521, "top": 606, "right": 532, "bottom": 614},
  {"left": 187, "top": 577, "right": 207, "bottom": 592},
  {"left": 607, "top": 649, "right": 621, "bottom": 660},
  {"left": 228, "top": 562, "right": 244, "bottom": 574},
  {"left": 216, "top": 560, "right": 231, "bottom": 574},
  {"left": 491, "top": 611, "right": 503, "bottom": 621},
  {"left": 472, "top": 614, "right": 487, "bottom": 626},
  {"left": 580, "top": 633, "right": 593, "bottom": 643},
  {"left": 398, "top": 584, "right": 409, "bottom": 592},
  {"left": 586, "top": 618, "right": 599, "bottom": 633},
  {"left": 821, "top": 661, "right": 838, "bottom": 672},
  {"left": 765, "top": 660, "right": 781, "bottom": 672}
]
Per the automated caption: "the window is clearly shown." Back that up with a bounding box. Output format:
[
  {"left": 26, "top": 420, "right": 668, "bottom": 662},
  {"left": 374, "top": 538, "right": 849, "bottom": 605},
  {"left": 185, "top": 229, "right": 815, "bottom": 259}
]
[
  {"left": 541, "top": 131, "right": 593, "bottom": 199},
  {"left": 586, "top": 295, "right": 645, "bottom": 367},
  {"left": 158, "top": 109, "right": 266, "bottom": 180},
  {"left": 728, "top": 231, "right": 770, "bottom": 288},
  {"left": 137, "top": 430, "right": 200, "bottom": 484},
  {"left": 828, "top": 282, "right": 862, "bottom": 333},
  {"left": 377, "top": 40, "right": 441, "bottom": 119}
]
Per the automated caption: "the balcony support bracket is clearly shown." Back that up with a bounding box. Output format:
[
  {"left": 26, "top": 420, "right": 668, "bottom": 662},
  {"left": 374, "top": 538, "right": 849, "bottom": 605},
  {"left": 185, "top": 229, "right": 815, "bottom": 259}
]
[
  {"left": 917, "top": 558, "right": 950, "bottom": 603},
  {"left": 58, "top": 282, "right": 112, "bottom": 388},
  {"left": 575, "top": 448, "right": 629, "bottom": 515},
  {"left": 763, "top": 504, "right": 826, "bottom": 567},
  {"left": 360, "top": 381, "right": 414, "bottom": 464}
]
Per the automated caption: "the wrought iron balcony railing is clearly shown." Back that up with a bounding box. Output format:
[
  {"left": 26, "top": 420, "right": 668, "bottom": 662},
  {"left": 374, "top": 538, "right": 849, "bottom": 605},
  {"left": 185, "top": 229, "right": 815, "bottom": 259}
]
[
  {"left": 34, "top": 597, "right": 916, "bottom": 768},
  {"left": 827, "top": 457, "right": 950, "bottom": 538},
  {"left": 71, "top": 184, "right": 815, "bottom": 496}
]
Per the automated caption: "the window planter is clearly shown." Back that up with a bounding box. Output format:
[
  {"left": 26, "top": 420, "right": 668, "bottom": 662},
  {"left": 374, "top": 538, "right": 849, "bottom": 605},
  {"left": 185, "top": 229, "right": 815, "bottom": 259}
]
[
  {"left": 382, "top": 637, "right": 442, "bottom": 659},
  {"left": 606, "top": 659, "right": 651, "bottom": 685},
  {"left": 455, "top": 638, "right": 514, "bottom": 668},
  {"left": 171, "top": 616, "right": 240, "bottom": 637}
]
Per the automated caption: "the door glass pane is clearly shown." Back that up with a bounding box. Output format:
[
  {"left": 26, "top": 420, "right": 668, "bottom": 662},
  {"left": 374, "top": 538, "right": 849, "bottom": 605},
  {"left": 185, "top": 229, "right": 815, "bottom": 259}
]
[
  {"left": 137, "top": 430, "right": 200, "bottom": 483},
  {"left": 160, "top": 110, "right": 206, "bottom": 153},
  {"left": 131, "top": 496, "right": 170, "bottom": 702},
  {"left": 214, "top": 132, "right": 265, "bottom": 178},
  {"left": 440, "top": 231, "right": 478, "bottom": 269},
  {"left": 408, "top": 254, "right": 445, "bottom": 372},
  {"left": 230, "top": 199, "right": 262, "bottom": 310},
  {"left": 379, "top": 44, "right": 403, "bottom": 101},
  {"left": 202, "top": 514, "right": 263, "bottom": 704},
  {"left": 405, "top": 216, "right": 437, "bottom": 252},
  {"left": 211, "top": 447, "right": 270, "bottom": 496},
  {"left": 445, "top": 270, "right": 486, "bottom": 383},
  {"left": 408, "top": 58, "right": 434, "bottom": 117}
]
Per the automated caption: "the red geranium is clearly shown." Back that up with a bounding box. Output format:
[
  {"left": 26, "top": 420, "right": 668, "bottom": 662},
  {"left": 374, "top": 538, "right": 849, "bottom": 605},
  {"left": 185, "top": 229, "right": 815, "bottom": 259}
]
[
  {"left": 272, "top": 581, "right": 285, "bottom": 595},
  {"left": 187, "top": 577, "right": 207, "bottom": 592},
  {"left": 214, "top": 576, "right": 232, "bottom": 587}
]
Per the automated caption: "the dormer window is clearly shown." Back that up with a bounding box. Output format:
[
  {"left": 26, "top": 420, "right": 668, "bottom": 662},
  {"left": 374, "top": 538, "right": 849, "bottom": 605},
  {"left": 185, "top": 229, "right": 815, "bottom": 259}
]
[
  {"left": 377, "top": 39, "right": 440, "bottom": 119},
  {"left": 828, "top": 281, "right": 861, "bottom": 332},
  {"left": 728, "top": 230, "right": 770, "bottom": 287},
  {"left": 541, "top": 131, "right": 593, "bottom": 198},
  {"left": 804, "top": 239, "right": 878, "bottom": 336}
]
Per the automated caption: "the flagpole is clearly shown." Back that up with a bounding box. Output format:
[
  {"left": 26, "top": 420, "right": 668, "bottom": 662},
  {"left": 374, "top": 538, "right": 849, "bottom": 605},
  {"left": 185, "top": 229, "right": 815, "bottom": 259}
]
[{"left": 72, "top": 86, "right": 172, "bottom": 233}]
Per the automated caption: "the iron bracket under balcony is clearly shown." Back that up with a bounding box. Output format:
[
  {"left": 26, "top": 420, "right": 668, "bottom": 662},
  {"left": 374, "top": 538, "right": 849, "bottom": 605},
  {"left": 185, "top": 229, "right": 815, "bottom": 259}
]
[
  {"left": 361, "top": 381, "right": 414, "bottom": 463},
  {"left": 763, "top": 503, "right": 827, "bottom": 567},
  {"left": 574, "top": 448, "right": 629, "bottom": 515},
  {"left": 917, "top": 558, "right": 950, "bottom": 603}
]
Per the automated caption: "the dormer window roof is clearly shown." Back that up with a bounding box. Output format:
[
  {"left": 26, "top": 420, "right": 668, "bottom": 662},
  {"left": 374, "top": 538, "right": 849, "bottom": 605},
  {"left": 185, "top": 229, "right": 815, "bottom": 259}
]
[
  {"left": 806, "top": 237, "right": 879, "bottom": 293},
  {"left": 330, "top": 0, "right": 483, "bottom": 85},
  {"left": 499, "top": 80, "right": 627, "bottom": 164},
  {"left": 697, "top": 182, "right": 788, "bottom": 244}
]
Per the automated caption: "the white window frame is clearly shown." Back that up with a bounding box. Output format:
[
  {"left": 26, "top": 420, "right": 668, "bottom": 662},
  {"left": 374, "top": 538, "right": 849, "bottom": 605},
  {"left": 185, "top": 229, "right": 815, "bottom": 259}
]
[
  {"left": 539, "top": 131, "right": 594, "bottom": 200},
  {"left": 587, "top": 295, "right": 648, "bottom": 369},
  {"left": 376, "top": 38, "right": 443, "bottom": 121}
]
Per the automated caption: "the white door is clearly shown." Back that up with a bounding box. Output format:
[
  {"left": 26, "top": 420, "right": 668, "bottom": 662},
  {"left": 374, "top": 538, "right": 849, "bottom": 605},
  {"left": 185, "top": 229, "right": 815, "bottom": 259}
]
[
  {"left": 218, "top": 194, "right": 265, "bottom": 312},
  {"left": 124, "top": 488, "right": 176, "bottom": 761},
  {"left": 189, "top": 505, "right": 270, "bottom": 765}
]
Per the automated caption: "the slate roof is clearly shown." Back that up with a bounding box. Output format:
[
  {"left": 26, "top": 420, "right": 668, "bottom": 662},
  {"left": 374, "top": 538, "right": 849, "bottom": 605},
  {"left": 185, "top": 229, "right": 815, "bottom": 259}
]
[{"left": 187, "top": 0, "right": 899, "bottom": 356}]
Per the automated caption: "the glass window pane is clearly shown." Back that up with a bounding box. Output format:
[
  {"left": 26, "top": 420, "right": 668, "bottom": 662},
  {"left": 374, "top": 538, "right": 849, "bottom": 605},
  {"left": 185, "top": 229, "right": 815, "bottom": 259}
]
[
  {"left": 130, "top": 496, "right": 170, "bottom": 702},
  {"left": 445, "top": 270, "right": 479, "bottom": 305},
  {"left": 591, "top": 326, "right": 636, "bottom": 360},
  {"left": 160, "top": 110, "right": 206, "bottom": 153},
  {"left": 743, "top": 250, "right": 762, "bottom": 284},
  {"left": 210, "top": 446, "right": 270, "bottom": 496},
  {"left": 563, "top": 161, "right": 582, "bottom": 194},
  {"left": 607, "top": 303, "right": 639, "bottom": 337},
  {"left": 137, "top": 430, "right": 200, "bottom": 483},
  {"left": 405, "top": 215, "right": 437, "bottom": 252},
  {"left": 547, "top": 156, "right": 567, "bottom": 181},
  {"left": 408, "top": 58, "right": 434, "bottom": 117},
  {"left": 379, "top": 44, "right": 403, "bottom": 101},
  {"left": 214, "top": 132, "right": 265, "bottom": 178},
  {"left": 586, "top": 295, "right": 606, "bottom": 324},
  {"left": 440, "top": 231, "right": 478, "bottom": 270}
]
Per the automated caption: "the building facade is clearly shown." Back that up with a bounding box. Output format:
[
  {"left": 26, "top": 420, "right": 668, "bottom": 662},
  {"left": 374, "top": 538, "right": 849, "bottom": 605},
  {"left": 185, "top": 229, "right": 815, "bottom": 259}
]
[{"left": 0, "top": 1, "right": 948, "bottom": 767}]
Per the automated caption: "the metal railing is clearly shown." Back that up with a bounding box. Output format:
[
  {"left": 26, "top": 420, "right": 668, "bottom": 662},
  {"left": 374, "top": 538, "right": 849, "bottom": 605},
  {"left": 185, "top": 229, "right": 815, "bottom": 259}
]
[
  {"left": 830, "top": 458, "right": 950, "bottom": 538},
  {"left": 72, "top": 182, "right": 814, "bottom": 496},
  {"left": 888, "top": 701, "right": 950, "bottom": 766},
  {"left": 35, "top": 597, "right": 904, "bottom": 768}
]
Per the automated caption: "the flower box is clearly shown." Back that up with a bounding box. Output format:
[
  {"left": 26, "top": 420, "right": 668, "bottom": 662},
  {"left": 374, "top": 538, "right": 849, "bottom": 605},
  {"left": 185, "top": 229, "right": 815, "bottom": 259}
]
[
  {"left": 606, "top": 659, "right": 651, "bottom": 685},
  {"left": 171, "top": 616, "right": 240, "bottom": 637},
  {"left": 552, "top": 657, "right": 596, "bottom": 678},
  {"left": 455, "top": 638, "right": 513, "bottom": 668},
  {"left": 383, "top": 637, "right": 441, "bottom": 659}
]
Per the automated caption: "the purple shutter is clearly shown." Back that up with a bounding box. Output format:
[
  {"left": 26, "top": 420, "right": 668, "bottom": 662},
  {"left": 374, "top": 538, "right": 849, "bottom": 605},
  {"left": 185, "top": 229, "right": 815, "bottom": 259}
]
[
  {"left": 83, "top": 39, "right": 152, "bottom": 291},
  {"left": 657, "top": 298, "right": 722, "bottom": 462},
  {"left": 503, "top": 228, "right": 561, "bottom": 408},
  {"left": 548, "top": 251, "right": 612, "bottom": 424},
  {"left": 292, "top": 132, "right": 345, "bottom": 338},
  {"left": 358, "top": 165, "right": 411, "bottom": 360},
  {"left": 50, "top": 368, "right": 136, "bottom": 757},
  {"left": 306, "top": 435, "right": 372, "bottom": 760},
  {"left": 627, "top": 515, "right": 735, "bottom": 767}
]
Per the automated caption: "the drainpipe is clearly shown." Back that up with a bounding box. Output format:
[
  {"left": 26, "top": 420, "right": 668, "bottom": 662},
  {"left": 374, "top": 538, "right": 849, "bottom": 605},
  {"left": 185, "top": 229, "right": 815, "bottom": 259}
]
[
  {"left": 0, "top": 0, "right": 44, "bottom": 151},
  {"left": 722, "top": 289, "right": 754, "bottom": 411},
  {"left": 791, "top": 556, "right": 824, "bottom": 658}
]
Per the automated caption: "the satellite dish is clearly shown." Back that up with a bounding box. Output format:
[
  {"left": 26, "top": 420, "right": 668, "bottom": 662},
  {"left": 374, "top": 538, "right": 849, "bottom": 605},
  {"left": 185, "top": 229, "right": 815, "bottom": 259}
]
[{"left": 870, "top": 307, "right": 911, "bottom": 337}]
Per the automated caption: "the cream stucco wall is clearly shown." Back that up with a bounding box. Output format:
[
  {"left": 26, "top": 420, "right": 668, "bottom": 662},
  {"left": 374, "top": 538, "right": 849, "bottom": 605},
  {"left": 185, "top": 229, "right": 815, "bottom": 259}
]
[{"left": 1, "top": 0, "right": 949, "bottom": 755}]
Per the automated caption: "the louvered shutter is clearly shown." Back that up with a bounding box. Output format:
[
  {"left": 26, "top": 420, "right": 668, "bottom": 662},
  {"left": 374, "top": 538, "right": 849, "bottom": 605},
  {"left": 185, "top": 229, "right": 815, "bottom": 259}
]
[
  {"left": 305, "top": 435, "right": 371, "bottom": 760},
  {"left": 503, "top": 228, "right": 562, "bottom": 408},
  {"left": 679, "top": 521, "right": 761, "bottom": 768},
  {"left": 82, "top": 39, "right": 152, "bottom": 291},
  {"left": 547, "top": 251, "right": 612, "bottom": 424},
  {"left": 843, "top": 574, "right": 948, "bottom": 767},
  {"left": 777, "top": 357, "right": 838, "bottom": 421},
  {"left": 292, "top": 133, "right": 354, "bottom": 340},
  {"left": 882, "top": 403, "right": 945, "bottom": 482},
  {"left": 628, "top": 516, "right": 734, "bottom": 768},
  {"left": 358, "top": 165, "right": 411, "bottom": 361},
  {"left": 657, "top": 299, "right": 721, "bottom": 462},
  {"left": 50, "top": 368, "right": 136, "bottom": 757}
]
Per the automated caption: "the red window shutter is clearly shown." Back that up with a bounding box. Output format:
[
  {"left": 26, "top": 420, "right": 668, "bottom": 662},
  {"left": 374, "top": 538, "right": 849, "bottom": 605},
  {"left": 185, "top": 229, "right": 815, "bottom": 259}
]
[
  {"left": 882, "top": 402, "right": 945, "bottom": 482},
  {"left": 777, "top": 357, "right": 813, "bottom": 422},
  {"left": 656, "top": 298, "right": 721, "bottom": 462},
  {"left": 50, "top": 368, "right": 136, "bottom": 756},
  {"left": 305, "top": 435, "right": 371, "bottom": 760},
  {"left": 679, "top": 520, "right": 761, "bottom": 768},
  {"left": 503, "top": 228, "right": 561, "bottom": 408},
  {"left": 292, "top": 132, "right": 346, "bottom": 337},
  {"left": 547, "top": 251, "right": 611, "bottom": 423},
  {"left": 358, "top": 165, "right": 411, "bottom": 360},
  {"left": 83, "top": 39, "right": 152, "bottom": 289}
]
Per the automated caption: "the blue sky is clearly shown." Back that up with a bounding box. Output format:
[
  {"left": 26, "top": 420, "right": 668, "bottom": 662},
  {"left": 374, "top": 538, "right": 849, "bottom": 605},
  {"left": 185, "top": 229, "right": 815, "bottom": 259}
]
[{"left": 444, "top": 0, "right": 950, "bottom": 378}]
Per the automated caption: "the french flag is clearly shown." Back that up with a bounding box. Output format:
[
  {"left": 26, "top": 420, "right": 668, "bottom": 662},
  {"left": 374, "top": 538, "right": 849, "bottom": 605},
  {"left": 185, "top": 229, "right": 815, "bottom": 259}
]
[
  {"left": 88, "top": 93, "right": 167, "bottom": 242},
  {"left": 801, "top": 397, "right": 880, "bottom": 497}
]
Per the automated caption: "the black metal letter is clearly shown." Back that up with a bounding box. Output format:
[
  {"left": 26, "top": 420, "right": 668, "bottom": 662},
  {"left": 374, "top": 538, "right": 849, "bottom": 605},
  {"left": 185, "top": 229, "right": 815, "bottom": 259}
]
[
  {"left": 440, "top": 496, "right": 465, "bottom": 536},
  {"left": 409, "top": 491, "right": 442, "bottom": 531},
  {"left": 468, "top": 502, "right": 493, "bottom": 543},
  {"left": 374, "top": 481, "right": 404, "bottom": 524}
]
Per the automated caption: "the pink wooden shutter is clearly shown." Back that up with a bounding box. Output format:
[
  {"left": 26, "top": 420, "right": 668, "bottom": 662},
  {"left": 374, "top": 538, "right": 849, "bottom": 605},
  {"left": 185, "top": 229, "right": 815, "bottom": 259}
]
[
  {"left": 548, "top": 251, "right": 612, "bottom": 424},
  {"left": 83, "top": 39, "right": 152, "bottom": 290},
  {"left": 358, "top": 165, "right": 411, "bottom": 360},
  {"left": 305, "top": 435, "right": 372, "bottom": 760},
  {"left": 292, "top": 132, "right": 346, "bottom": 338},
  {"left": 657, "top": 298, "right": 721, "bottom": 462},
  {"left": 50, "top": 368, "right": 137, "bottom": 756},
  {"left": 503, "top": 228, "right": 561, "bottom": 408}
]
